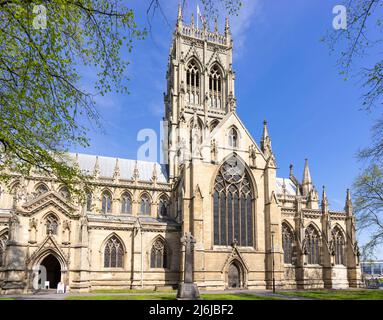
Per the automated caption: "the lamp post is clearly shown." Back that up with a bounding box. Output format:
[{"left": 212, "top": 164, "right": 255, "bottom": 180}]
[{"left": 271, "top": 232, "right": 276, "bottom": 293}]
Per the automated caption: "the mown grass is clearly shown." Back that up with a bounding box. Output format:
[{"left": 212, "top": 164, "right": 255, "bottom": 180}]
[
  {"left": 201, "top": 293, "right": 281, "bottom": 300},
  {"left": 277, "top": 289, "right": 383, "bottom": 300},
  {"left": 66, "top": 294, "right": 176, "bottom": 300}
]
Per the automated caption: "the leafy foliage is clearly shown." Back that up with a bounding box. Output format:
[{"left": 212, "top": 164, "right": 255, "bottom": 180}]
[
  {"left": 0, "top": 0, "right": 145, "bottom": 196},
  {"left": 353, "top": 164, "right": 383, "bottom": 258}
]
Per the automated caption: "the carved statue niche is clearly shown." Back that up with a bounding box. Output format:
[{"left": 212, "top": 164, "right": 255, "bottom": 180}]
[
  {"left": 62, "top": 220, "right": 71, "bottom": 245},
  {"left": 249, "top": 145, "right": 257, "bottom": 167},
  {"left": 29, "top": 218, "right": 38, "bottom": 244},
  {"left": 211, "top": 139, "right": 218, "bottom": 163}
]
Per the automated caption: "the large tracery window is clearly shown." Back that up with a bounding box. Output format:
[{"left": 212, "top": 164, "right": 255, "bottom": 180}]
[
  {"left": 213, "top": 156, "right": 254, "bottom": 247},
  {"left": 150, "top": 238, "right": 167, "bottom": 268},
  {"left": 0, "top": 233, "right": 8, "bottom": 267},
  {"left": 104, "top": 236, "right": 124, "bottom": 268},
  {"left": 332, "top": 227, "right": 345, "bottom": 265},
  {"left": 282, "top": 223, "right": 294, "bottom": 264},
  {"left": 209, "top": 65, "right": 222, "bottom": 109},
  {"left": 305, "top": 225, "right": 320, "bottom": 265},
  {"left": 186, "top": 60, "right": 200, "bottom": 105},
  {"left": 46, "top": 214, "right": 59, "bottom": 235}
]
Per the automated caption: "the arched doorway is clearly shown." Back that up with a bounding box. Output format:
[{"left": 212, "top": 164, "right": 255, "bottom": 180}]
[
  {"left": 228, "top": 262, "right": 241, "bottom": 289},
  {"left": 40, "top": 254, "right": 61, "bottom": 289}
]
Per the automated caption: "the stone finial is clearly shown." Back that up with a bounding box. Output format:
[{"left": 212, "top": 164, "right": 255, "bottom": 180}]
[
  {"left": 191, "top": 12, "right": 195, "bottom": 27},
  {"left": 152, "top": 163, "right": 158, "bottom": 182},
  {"left": 289, "top": 164, "right": 294, "bottom": 178},
  {"left": 177, "top": 2, "right": 182, "bottom": 21},
  {"left": 302, "top": 159, "right": 313, "bottom": 197},
  {"left": 214, "top": 18, "right": 218, "bottom": 33},
  {"left": 345, "top": 188, "right": 353, "bottom": 216},
  {"left": 225, "top": 17, "right": 230, "bottom": 34},
  {"left": 93, "top": 156, "right": 100, "bottom": 177},
  {"left": 321, "top": 186, "right": 328, "bottom": 212},
  {"left": 132, "top": 160, "right": 139, "bottom": 181},
  {"left": 113, "top": 158, "right": 120, "bottom": 180}
]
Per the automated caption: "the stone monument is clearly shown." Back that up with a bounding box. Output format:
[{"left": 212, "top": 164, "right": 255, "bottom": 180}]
[{"left": 176, "top": 232, "right": 200, "bottom": 300}]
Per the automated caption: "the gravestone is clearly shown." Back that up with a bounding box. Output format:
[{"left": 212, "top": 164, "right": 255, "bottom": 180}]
[
  {"left": 177, "top": 232, "right": 200, "bottom": 300},
  {"left": 57, "top": 282, "right": 65, "bottom": 294}
]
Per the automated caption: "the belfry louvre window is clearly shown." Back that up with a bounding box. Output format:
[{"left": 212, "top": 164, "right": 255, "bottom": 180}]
[
  {"left": 150, "top": 238, "right": 167, "bottom": 268},
  {"left": 104, "top": 236, "right": 124, "bottom": 268},
  {"left": 282, "top": 224, "right": 294, "bottom": 264},
  {"left": 213, "top": 156, "right": 254, "bottom": 247},
  {"left": 332, "top": 227, "right": 345, "bottom": 265},
  {"left": 305, "top": 226, "right": 320, "bottom": 265},
  {"left": 209, "top": 65, "right": 222, "bottom": 109},
  {"left": 186, "top": 60, "right": 200, "bottom": 105}
]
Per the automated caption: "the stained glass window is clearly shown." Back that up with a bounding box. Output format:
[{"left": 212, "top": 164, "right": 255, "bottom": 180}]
[
  {"left": 121, "top": 193, "right": 132, "bottom": 214},
  {"left": 305, "top": 225, "right": 320, "bottom": 265},
  {"left": 332, "top": 227, "right": 345, "bottom": 265},
  {"left": 282, "top": 223, "right": 294, "bottom": 264},
  {"left": 213, "top": 156, "right": 254, "bottom": 247},
  {"left": 150, "top": 238, "right": 167, "bottom": 268},
  {"left": 104, "top": 236, "right": 124, "bottom": 268}
]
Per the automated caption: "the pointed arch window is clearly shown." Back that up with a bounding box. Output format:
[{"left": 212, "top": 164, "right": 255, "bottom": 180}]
[
  {"left": 35, "top": 184, "right": 49, "bottom": 197},
  {"left": 228, "top": 128, "right": 238, "bottom": 148},
  {"left": 186, "top": 60, "right": 200, "bottom": 105},
  {"left": 0, "top": 233, "right": 8, "bottom": 267},
  {"left": 58, "top": 186, "right": 70, "bottom": 199},
  {"left": 101, "top": 191, "right": 112, "bottom": 214},
  {"left": 332, "top": 227, "right": 345, "bottom": 265},
  {"left": 305, "top": 226, "right": 320, "bottom": 265},
  {"left": 46, "top": 214, "right": 59, "bottom": 235},
  {"left": 282, "top": 223, "right": 294, "bottom": 264},
  {"left": 150, "top": 238, "right": 167, "bottom": 268},
  {"left": 213, "top": 156, "right": 254, "bottom": 247},
  {"left": 158, "top": 196, "right": 169, "bottom": 218},
  {"left": 104, "top": 236, "right": 124, "bottom": 268},
  {"left": 121, "top": 193, "right": 132, "bottom": 214},
  {"left": 140, "top": 194, "right": 151, "bottom": 215},
  {"left": 209, "top": 65, "right": 222, "bottom": 109}
]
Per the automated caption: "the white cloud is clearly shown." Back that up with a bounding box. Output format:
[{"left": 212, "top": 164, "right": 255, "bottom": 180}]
[{"left": 230, "top": 0, "right": 263, "bottom": 57}]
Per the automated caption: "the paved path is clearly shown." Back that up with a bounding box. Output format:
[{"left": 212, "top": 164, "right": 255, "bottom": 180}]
[{"left": 2, "top": 289, "right": 314, "bottom": 300}]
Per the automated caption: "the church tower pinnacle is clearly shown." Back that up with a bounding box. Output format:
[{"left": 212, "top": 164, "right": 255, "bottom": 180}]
[
  {"left": 164, "top": 7, "right": 236, "bottom": 181},
  {"left": 302, "top": 159, "right": 313, "bottom": 196}
]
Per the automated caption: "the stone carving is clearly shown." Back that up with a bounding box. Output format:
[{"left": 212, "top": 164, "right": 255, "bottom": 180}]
[{"left": 177, "top": 232, "right": 200, "bottom": 300}]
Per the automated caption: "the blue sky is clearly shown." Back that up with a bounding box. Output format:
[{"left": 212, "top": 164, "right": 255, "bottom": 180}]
[{"left": 72, "top": 1, "right": 381, "bottom": 257}]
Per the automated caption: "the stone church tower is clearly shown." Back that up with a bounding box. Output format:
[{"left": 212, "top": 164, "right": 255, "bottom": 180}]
[{"left": 0, "top": 6, "right": 362, "bottom": 294}]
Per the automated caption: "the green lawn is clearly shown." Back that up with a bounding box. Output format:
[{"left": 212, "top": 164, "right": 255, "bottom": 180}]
[
  {"left": 66, "top": 294, "right": 176, "bottom": 300},
  {"left": 277, "top": 289, "right": 383, "bottom": 300},
  {"left": 201, "top": 293, "right": 280, "bottom": 300},
  {"left": 66, "top": 293, "right": 279, "bottom": 300}
]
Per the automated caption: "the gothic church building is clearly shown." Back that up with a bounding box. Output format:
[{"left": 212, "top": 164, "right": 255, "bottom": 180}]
[{"left": 0, "top": 8, "right": 361, "bottom": 294}]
